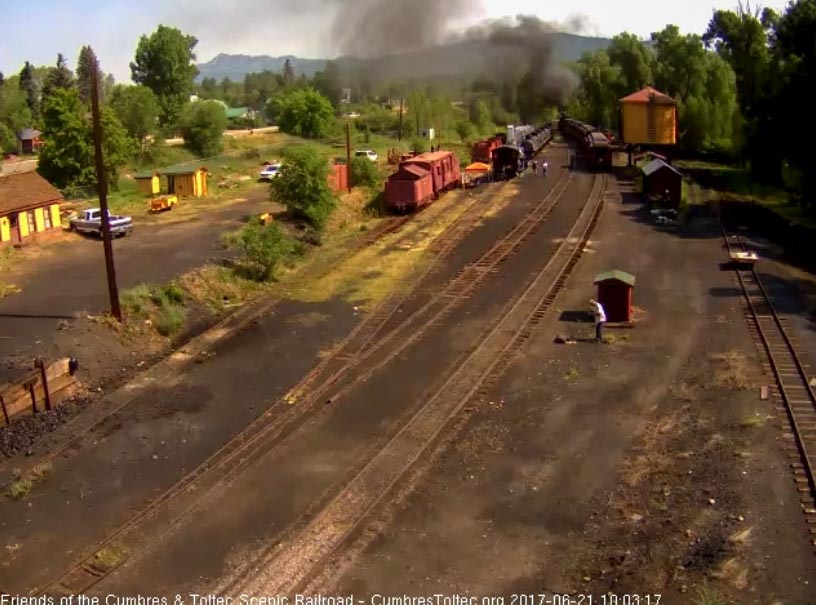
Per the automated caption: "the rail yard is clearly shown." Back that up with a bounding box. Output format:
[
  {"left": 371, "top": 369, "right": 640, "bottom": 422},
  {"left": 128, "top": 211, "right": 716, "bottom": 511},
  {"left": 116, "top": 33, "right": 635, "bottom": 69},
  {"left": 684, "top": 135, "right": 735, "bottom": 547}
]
[
  {"left": 3, "top": 4, "right": 816, "bottom": 604},
  {"left": 1, "top": 116, "right": 814, "bottom": 604}
]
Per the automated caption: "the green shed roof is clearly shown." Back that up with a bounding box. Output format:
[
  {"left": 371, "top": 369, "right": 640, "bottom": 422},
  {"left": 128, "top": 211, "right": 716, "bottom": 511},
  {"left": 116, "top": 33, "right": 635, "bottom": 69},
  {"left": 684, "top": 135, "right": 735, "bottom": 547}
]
[
  {"left": 594, "top": 270, "right": 636, "bottom": 287},
  {"left": 225, "top": 107, "right": 250, "bottom": 119},
  {"left": 160, "top": 166, "right": 208, "bottom": 176}
]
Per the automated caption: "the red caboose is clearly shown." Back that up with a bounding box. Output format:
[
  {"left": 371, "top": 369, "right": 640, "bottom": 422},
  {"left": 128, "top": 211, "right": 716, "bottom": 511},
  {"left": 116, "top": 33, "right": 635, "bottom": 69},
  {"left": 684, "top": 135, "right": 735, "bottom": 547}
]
[
  {"left": 385, "top": 164, "right": 434, "bottom": 213},
  {"left": 471, "top": 137, "right": 502, "bottom": 163},
  {"left": 402, "top": 151, "right": 460, "bottom": 197}
]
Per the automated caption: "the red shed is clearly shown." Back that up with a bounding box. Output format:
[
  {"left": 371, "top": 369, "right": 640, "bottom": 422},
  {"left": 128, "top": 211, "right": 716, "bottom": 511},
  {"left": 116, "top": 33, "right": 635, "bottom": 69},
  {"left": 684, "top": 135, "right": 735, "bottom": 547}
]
[
  {"left": 385, "top": 164, "right": 433, "bottom": 212},
  {"left": 328, "top": 162, "right": 349, "bottom": 192},
  {"left": 594, "top": 270, "right": 636, "bottom": 323}
]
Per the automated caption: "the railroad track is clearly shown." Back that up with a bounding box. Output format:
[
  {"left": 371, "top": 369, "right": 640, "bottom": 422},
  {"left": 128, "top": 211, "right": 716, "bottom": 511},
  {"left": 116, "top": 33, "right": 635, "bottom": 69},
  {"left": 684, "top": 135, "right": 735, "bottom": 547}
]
[
  {"left": 30, "top": 156, "right": 571, "bottom": 597},
  {"left": 225, "top": 172, "right": 609, "bottom": 597},
  {"left": 721, "top": 226, "right": 816, "bottom": 548}
]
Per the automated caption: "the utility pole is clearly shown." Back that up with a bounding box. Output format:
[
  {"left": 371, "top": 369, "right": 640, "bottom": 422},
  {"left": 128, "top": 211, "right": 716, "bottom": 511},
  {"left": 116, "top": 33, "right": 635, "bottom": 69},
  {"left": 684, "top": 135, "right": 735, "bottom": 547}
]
[
  {"left": 398, "top": 97, "right": 404, "bottom": 142},
  {"left": 345, "top": 122, "right": 352, "bottom": 193},
  {"left": 90, "top": 59, "right": 122, "bottom": 322}
]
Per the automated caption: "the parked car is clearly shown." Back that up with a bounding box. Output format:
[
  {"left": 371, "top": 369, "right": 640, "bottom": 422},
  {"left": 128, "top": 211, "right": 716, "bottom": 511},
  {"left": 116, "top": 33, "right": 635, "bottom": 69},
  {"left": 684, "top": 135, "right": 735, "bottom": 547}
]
[
  {"left": 259, "top": 162, "right": 282, "bottom": 181},
  {"left": 355, "top": 150, "right": 379, "bottom": 162},
  {"left": 69, "top": 208, "right": 133, "bottom": 237}
]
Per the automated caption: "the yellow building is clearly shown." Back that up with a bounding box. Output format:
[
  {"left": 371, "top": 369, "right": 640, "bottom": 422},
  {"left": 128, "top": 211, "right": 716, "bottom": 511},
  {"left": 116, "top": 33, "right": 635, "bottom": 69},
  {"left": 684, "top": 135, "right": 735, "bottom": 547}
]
[
  {"left": 0, "top": 172, "right": 63, "bottom": 247},
  {"left": 163, "top": 166, "right": 209, "bottom": 198},
  {"left": 619, "top": 87, "right": 677, "bottom": 146},
  {"left": 134, "top": 171, "right": 162, "bottom": 195}
]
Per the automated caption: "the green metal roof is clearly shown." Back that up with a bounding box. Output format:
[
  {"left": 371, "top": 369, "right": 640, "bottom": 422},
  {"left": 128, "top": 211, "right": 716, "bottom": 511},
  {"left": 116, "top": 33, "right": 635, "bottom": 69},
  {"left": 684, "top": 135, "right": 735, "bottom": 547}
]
[
  {"left": 225, "top": 107, "right": 250, "bottom": 119},
  {"left": 160, "top": 166, "right": 208, "bottom": 176},
  {"left": 594, "top": 270, "right": 636, "bottom": 287}
]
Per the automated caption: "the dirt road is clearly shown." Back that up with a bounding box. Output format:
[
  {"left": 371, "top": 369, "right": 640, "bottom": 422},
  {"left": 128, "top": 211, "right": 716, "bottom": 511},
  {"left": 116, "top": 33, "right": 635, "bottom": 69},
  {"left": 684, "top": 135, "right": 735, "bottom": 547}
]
[{"left": 0, "top": 187, "right": 270, "bottom": 380}]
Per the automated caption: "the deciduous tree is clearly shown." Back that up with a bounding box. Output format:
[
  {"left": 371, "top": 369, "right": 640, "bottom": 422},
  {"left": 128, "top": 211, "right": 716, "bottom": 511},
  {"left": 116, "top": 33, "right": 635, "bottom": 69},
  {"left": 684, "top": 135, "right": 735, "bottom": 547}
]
[
  {"left": 109, "top": 85, "right": 161, "bottom": 149},
  {"left": 273, "top": 88, "right": 334, "bottom": 139},
  {"left": 131, "top": 25, "right": 199, "bottom": 127},
  {"left": 178, "top": 100, "right": 227, "bottom": 157}
]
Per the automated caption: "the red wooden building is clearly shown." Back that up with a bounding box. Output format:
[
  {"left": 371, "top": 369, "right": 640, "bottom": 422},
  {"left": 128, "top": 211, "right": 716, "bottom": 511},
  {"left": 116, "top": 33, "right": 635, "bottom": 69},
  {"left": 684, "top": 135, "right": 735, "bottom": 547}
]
[{"left": 594, "top": 270, "right": 636, "bottom": 323}]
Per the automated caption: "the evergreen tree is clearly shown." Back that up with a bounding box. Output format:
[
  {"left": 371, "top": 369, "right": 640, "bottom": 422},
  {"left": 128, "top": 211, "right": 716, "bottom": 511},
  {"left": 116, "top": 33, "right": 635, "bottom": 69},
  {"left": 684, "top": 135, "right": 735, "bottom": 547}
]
[
  {"left": 19, "top": 61, "right": 39, "bottom": 121},
  {"left": 283, "top": 59, "right": 296, "bottom": 87},
  {"left": 76, "top": 46, "right": 101, "bottom": 105},
  {"left": 43, "top": 53, "right": 75, "bottom": 98}
]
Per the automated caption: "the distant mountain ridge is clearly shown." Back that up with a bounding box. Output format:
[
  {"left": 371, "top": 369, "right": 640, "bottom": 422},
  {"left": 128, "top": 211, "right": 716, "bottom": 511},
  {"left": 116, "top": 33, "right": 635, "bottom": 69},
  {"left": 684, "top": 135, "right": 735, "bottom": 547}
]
[
  {"left": 196, "top": 54, "right": 327, "bottom": 81},
  {"left": 196, "top": 33, "right": 612, "bottom": 82}
]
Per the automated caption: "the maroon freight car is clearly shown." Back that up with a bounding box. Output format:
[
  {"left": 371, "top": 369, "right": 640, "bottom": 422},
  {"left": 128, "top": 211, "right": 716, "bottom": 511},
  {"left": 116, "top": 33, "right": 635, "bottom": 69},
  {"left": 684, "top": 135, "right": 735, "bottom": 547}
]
[
  {"left": 384, "top": 150, "right": 461, "bottom": 213},
  {"left": 402, "top": 151, "right": 461, "bottom": 196},
  {"left": 385, "top": 164, "right": 434, "bottom": 212}
]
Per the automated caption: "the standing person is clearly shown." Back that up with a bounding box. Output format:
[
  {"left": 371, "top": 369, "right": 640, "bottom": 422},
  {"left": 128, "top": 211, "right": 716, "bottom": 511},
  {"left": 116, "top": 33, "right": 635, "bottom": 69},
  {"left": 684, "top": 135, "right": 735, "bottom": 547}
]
[
  {"left": 590, "top": 299, "right": 606, "bottom": 342},
  {"left": 532, "top": 159, "right": 538, "bottom": 175},
  {"left": 542, "top": 159, "right": 549, "bottom": 176}
]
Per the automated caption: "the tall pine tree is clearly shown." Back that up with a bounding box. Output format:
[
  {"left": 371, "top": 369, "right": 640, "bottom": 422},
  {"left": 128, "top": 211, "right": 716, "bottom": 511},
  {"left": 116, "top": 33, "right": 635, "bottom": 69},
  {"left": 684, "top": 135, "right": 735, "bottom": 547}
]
[
  {"left": 283, "top": 59, "right": 295, "bottom": 87},
  {"left": 18, "top": 61, "right": 39, "bottom": 121},
  {"left": 43, "top": 53, "right": 74, "bottom": 100},
  {"left": 76, "top": 46, "right": 101, "bottom": 105}
]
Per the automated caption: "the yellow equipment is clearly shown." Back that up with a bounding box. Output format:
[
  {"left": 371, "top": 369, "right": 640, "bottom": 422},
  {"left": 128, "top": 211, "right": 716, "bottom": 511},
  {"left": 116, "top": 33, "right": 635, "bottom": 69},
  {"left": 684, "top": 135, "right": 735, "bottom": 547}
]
[{"left": 150, "top": 195, "right": 178, "bottom": 213}]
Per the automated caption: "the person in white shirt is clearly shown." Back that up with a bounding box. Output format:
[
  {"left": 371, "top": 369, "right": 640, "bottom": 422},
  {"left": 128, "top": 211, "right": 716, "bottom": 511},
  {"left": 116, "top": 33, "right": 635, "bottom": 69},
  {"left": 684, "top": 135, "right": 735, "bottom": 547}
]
[
  {"left": 542, "top": 160, "right": 549, "bottom": 176},
  {"left": 590, "top": 299, "right": 606, "bottom": 342}
]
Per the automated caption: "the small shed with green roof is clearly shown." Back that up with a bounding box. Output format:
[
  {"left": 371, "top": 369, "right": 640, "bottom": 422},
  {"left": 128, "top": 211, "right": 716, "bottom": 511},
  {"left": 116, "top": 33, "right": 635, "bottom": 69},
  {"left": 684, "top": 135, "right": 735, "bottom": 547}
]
[
  {"left": 134, "top": 170, "right": 162, "bottom": 196},
  {"left": 594, "top": 270, "right": 636, "bottom": 323},
  {"left": 162, "top": 166, "right": 209, "bottom": 198}
]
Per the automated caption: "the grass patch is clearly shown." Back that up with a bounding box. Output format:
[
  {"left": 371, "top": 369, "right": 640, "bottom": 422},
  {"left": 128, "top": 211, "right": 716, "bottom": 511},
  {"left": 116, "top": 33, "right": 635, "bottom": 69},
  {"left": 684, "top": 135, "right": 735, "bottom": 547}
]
[
  {"left": 740, "top": 413, "right": 767, "bottom": 429},
  {"left": 709, "top": 350, "right": 751, "bottom": 391},
  {"left": 0, "top": 246, "right": 20, "bottom": 272},
  {"left": 92, "top": 543, "right": 131, "bottom": 571},
  {"left": 7, "top": 462, "right": 53, "bottom": 500},
  {"left": 121, "top": 282, "right": 188, "bottom": 336},
  {"left": 178, "top": 265, "right": 264, "bottom": 312},
  {"left": 0, "top": 282, "right": 21, "bottom": 299},
  {"left": 601, "top": 333, "right": 629, "bottom": 345},
  {"left": 283, "top": 188, "right": 475, "bottom": 310},
  {"left": 693, "top": 583, "right": 729, "bottom": 605},
  {"left": 564, "top": 367, "right": 580, "bottom": 381}
]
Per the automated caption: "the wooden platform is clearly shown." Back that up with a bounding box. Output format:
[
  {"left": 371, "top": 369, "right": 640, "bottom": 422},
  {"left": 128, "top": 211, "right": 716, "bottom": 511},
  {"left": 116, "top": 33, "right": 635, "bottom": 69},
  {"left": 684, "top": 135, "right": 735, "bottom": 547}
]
[{"left": 0, "top": 358, "right": 79, "bottom": 427}]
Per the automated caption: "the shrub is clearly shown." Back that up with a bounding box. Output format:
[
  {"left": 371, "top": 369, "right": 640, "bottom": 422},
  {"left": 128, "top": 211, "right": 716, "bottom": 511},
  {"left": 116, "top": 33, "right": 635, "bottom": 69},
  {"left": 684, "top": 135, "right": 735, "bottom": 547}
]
[
  {"left": 351, "top": 156, "right": 380, "bottom": 188},
  {"left": 154, "top": 300, "right": 187, "bottom": 336},
  {"left": 411, "top": 138, "right": 428, "bottom": 154},
  {"left": 271, "top": 145, "right": 336, "bottom": 231},
  {"left": 232, "top": 221, "right": 299, "bottom": 281}
]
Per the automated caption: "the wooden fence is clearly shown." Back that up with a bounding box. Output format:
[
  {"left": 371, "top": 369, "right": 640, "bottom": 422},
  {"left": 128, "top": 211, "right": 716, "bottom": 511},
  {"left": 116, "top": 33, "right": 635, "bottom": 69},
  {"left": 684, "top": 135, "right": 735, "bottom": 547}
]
[{"left": 0, "top": 358, "right": 79, "bottom": 427}]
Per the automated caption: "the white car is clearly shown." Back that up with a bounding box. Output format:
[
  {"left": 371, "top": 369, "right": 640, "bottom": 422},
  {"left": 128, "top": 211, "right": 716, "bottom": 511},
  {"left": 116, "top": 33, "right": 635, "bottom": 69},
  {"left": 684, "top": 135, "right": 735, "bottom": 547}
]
[
  {"left": 259, "top": 163, "right": 282, "bottom": 180},
  {"left": 355, "top": 150, "right": 378, "bottom": 162}
]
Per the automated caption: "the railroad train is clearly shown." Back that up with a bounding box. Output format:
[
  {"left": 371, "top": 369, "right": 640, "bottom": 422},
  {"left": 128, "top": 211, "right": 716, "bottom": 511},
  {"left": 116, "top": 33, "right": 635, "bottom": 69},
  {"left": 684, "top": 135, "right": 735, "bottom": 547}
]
[
  {"left": 490, "top": 124, "right": 552, "bottom": 180},
  {"left": 384, "top": 150, "right": 461, "bottom": 213},
  {"left": 558, "top": 115, "right": 613, "bottom": 170}
]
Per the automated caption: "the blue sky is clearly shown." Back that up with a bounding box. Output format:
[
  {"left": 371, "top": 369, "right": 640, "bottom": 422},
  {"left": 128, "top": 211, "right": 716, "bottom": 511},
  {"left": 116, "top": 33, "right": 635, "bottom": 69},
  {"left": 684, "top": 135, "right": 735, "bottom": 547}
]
[{"left": 0, "top": 0, "right": 793, "bottom": 83}]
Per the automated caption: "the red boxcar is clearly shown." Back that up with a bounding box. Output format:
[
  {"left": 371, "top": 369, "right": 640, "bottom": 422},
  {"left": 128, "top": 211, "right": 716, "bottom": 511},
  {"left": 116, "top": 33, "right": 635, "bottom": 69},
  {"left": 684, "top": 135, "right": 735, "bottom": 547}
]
[
  {"left": 471, "top": 137, "right": 502, "bottom": 163},
  {"left": 402, "top": 151, "right": 460, "bottom": 197},
  {"left": 385, "top": 164, "right": 434, "bottom": 212}
]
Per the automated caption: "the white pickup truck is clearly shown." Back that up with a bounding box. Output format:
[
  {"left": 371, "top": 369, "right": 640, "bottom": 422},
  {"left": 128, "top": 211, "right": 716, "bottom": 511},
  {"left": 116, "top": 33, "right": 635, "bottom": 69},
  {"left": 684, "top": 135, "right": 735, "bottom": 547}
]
[{"left": 70, "top": 208, "right": 133, "bottom": 237}]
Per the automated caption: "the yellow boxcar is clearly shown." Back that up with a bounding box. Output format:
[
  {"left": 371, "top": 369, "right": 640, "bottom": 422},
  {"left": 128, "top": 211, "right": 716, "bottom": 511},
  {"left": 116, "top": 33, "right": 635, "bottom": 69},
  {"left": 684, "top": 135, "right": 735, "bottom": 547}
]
[{"left": 620, "top": 87, "right": 677, "bottom": 146}]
